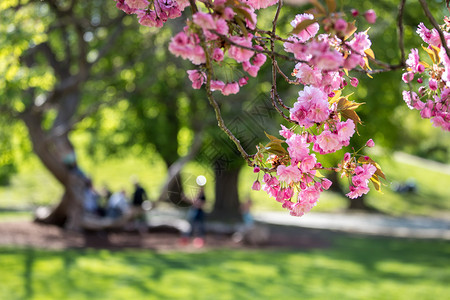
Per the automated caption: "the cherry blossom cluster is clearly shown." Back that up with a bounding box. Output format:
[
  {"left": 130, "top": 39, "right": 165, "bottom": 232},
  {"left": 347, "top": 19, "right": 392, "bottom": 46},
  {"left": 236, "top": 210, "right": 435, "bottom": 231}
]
[
  {"left": 248, "top": 11, "right": 384, "bottom": 216},
  {"left": 168, "top": 0, "right": 271, "bottom": 95},
  {"left": 115, "top": 0, "right": 189, "bottom": 28},
  {"left": 114, "top": 0, "right": 384, "bottom": 217},
  {"left": 402, "top": 17, "right": 450, "bottom": 131}
]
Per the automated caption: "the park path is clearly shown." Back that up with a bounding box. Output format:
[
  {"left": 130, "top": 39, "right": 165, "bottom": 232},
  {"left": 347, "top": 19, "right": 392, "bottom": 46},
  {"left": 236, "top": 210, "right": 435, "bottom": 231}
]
[{"left": 253, "top": 211, "right": 450, "bottom": 240}]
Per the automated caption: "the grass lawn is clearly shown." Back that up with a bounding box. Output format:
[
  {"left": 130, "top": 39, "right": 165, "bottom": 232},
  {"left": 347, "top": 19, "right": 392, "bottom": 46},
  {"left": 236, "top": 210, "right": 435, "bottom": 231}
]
[{"left": 0, "top": 236, "right": 449, "bottom": 300}]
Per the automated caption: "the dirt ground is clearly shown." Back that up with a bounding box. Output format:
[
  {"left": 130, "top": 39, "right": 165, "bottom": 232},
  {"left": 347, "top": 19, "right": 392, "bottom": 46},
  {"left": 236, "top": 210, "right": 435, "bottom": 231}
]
[{"left": 0, "top": 221, "right": 331, "bottom": 252}]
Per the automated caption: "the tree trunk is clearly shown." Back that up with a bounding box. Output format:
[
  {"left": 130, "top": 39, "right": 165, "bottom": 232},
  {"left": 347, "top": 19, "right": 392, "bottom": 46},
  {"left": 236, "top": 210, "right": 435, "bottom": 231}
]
[{"left": 210, "top": 165, "right": 242, "bottom": 222}]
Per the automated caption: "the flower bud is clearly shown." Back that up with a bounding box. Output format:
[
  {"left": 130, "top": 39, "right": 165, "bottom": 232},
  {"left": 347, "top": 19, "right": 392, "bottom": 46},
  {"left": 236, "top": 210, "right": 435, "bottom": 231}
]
[
  {"left": 253, "top": 166, "right": 260, "bottom": 173},
  {"left": 366, "top": 139, "right": 375, "bottom": 148},
  {"left": 252, "top": 180, "right": 261, "bottom": 191},
  {"left": 364, "top": 9, "right": 376, "bottom": 24}
]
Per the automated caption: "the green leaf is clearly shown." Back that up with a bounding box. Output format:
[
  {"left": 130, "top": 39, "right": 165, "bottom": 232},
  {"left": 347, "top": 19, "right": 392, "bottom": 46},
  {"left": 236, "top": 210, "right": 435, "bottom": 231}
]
[
  {"left": 265, "top": 141, "right": 287, "bottom": 156},
  {"left": 265, "top": 131, "right": 283, "bottom": 143}
]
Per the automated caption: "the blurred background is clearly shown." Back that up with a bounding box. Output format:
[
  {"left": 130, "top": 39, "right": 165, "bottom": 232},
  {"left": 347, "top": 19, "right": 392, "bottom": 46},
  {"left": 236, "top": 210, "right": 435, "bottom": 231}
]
[{"left": 0, "top": 0, "right": 449, "bottom": 299}]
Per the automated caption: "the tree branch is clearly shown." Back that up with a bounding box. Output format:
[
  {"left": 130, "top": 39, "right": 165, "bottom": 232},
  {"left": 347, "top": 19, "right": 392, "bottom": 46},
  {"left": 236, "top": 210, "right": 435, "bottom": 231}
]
[{"left": 419, "top": 0, "right": 450, "bottom": 59}]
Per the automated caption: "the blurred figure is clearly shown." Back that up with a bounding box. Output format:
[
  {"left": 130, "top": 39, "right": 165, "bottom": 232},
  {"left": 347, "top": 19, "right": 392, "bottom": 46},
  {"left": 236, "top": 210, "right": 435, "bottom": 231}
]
[
  {"left": 131, "top": 180, "right": 149, "bottom": 232},
  {"left": 241, "top": 197, "right": 254, "bottom": 228},
  {"left": 106, "top": 189, "right": 129, "bottom": 218},
  {"left": 181, "top": 176, "right": 207, "bottom": 248},
  {"left": 83, "top": 179, "right": 101, "bottom": 217}
]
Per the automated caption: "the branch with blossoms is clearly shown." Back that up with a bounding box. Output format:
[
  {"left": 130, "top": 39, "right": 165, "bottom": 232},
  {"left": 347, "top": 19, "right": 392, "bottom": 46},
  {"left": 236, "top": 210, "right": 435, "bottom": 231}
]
[{"left": 114, "top": 0, "right": 446, "bottom": 217}]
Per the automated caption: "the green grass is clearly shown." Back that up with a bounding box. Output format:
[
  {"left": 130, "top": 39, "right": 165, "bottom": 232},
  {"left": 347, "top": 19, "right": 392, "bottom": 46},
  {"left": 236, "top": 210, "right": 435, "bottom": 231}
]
[
  {"left": 0, "top": 149, "right": 449, "bottom": 217},
  {"left": 0, "top": 236, "right": 448, "bottom": 300}
]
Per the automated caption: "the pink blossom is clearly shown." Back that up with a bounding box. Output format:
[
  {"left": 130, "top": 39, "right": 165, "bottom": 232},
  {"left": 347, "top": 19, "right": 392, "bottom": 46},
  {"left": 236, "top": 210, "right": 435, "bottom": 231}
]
[
  {"left": 279, "top": 125, "right": 293, "bottom": 139},
  {"left": 289, "top": 201, "right": 314, "bottom": 217},
  {"left": 402, "top": 72, "right": 414, "bottom": 83},
  {"left": 348, "top": 32, "right": 372, "bottom": 54},
  {"left": 115, "top": 0, "right": 136, "bottom": 14},
  {"left": 351, "top": 9, "right": 359, "bottom": 17},
  {"left": 402, "top": 90, "right": 419, "bottom": 110},
  {"left": 344, "top": 53, "right": 364, "bottom": 70},
  {"left": 290, "top": 14, "right": 319, "bottom": 42},
  {"left": 125, "top": 0, "right": 149, "bottom": 9},
  {"left": 429, "top": 79, "right": 438, "bottom": 91},
  {"left": 277, "top": 165, "right": 302, "bottom": 184},
  {"left": 214, "top": 18, "right": 229, "bottom": 35},
  {"left": 334, "top": 19, "right": 348, "bottom": 32},
  {"left": 299, "top": 185, "right": 321, "bottom": 204},
  {"left": 344, "top": 152, "right": 351, "bottom": 161},
  {"left": 238, "top": 76, "right": 249, "bottom": 87},
  {"left": 350, "top": 77, "right": 359, "bottom": 87},
  {"left": 314, "top": 130, "right": 341, "bottom": 154},
  {"left": 286, "top": 134, "right": 310, "bottom": 163},
  {"left": 246, "top": 0, "right": 278, "bottom": 10},
  {"left": 210, "top": 80, "right": 225, "bottom": 92},
  {"left": 406, "top": 49, "right": 421, "bottom": 73},
  {"left": 193, "top": 11, "right": 216, "bottom": 30},
  {"left": 321, "top": 178, "right": 332, "bottom": 190},
  {"left": 187, "top": 70, "right": 205, "bottom": 89},
  {"left": 252, "top": 53, "right": 267, "bottom": 68},
  {"left": 336, "top": 119, "right": 355, "bottom": 143},
  {"left": 366, "top": 139, "right": 375, "bottom": 147},
  {"left": 223, "top": 7, "right": 235, "bottom": 20},
  {"left": 346, "top": 184, "right": 370, "bottom": 199},
  {"left": 295, "top": 63, "right": 322, "bottom": 86},
  {"left": 137, "top": 10, "right": 163, "bottom": 28},
  {"left": 364, "top": 9, "right": 377, "bottom": 24},
  {"left": 221, "top": 82, "right": 240, "bottom": 95},
  {"left": 417, "top": 23, "right": 441, "bottom": 47},
  {"left": 355, "top": 164, "right": 377, "bottom": 181},
  {"left": 253, "top": 166, "right": 260, "bottom": 173},
  {"left": 228, "top": 35, "right": 255, "bottom": 63},
  {"left": 252, "top": 180, "right": 261, "bottom": 191},
  {"left": 242, "top": 61, "right": 260, "bottom": 77},
  {"left": 212, "top": 48, "right": 224, "bottom": 62},
  {"left": 300, "top": 154, "right": 317, "bottom": 173}
]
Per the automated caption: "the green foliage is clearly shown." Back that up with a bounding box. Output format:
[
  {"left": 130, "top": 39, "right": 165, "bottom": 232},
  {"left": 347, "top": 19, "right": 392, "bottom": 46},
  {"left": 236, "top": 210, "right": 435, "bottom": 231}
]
[{"left": 0, "top": 236, "right": 448, "bottom": 299}]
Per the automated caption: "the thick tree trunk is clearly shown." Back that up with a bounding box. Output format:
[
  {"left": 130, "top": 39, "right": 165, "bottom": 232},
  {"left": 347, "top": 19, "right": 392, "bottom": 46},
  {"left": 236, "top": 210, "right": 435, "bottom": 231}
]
[{"left": 210, "top": 166, "right": 242, "bottom": 222}]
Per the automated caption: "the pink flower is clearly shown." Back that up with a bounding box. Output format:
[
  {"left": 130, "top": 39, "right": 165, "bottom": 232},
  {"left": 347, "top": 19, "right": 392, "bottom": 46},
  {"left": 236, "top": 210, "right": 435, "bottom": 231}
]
[
  {"left": 210, "top": 80, "right": 225, "bottom": 92},
  {"left": 289, "top": 201, "right": 314, "bottom": 217},
  {"left": 286, "top": 134, "right": 310, "bottom": 163},
  {"left": 334, "top": 19, "right": 348, "bottom": 32},
  {"left": 346, "top": 184, "right": 370, "bottom": 199},
  {"left": 223, "top": 7, "right": 235, "bottom": 20},
  {"left": 187, "top": 70, "right": 205, "bottom": 89},
  {"left": 344, "top": 152, "right": 351, "bottom": 161},
  {"left": 348, "top": 32, "right": 372, "bottom": 54},
  {"left": 417, "top": 23, "right": 441, "bottom": 47},
  {"left": 350, "top": 77, "right": 359, "bottom": 87},
  {"left": 221, "top": 82, "right": 240, "bottom": 95},
  {"left": 137, "top": 10, "right": 163, "bottom": 27},
  {"left": 228, "top": 35, "right": 255, "bottom": 63},
  {"left": 429, "top": 79, "right": 438, "bottom": 91},
  {"left": 212, "top": 48, "right": 224, "bottom": 62},
  {"left": 253, "top": 166, "right": 260, "bottom": 173},
  {"left": 299, "top": 185, "right": 321, "bottom": 204},
  {"left": 277, "top": 165, "right": 302, "bottom": 184},
  {"left": 238, "top": 76, "right": 249, "bottom": 87},
  {"left": 351, "top": 9, "right": 359, "bottom": 17},
  {"left": 300, "top": 154, "right": 317, "bottom": 173},
  {"left": 193, "top": 11, "right": 216, "bottom": 30},
  {"left": 406, "top": 49, "right": 421, "bottom": 73},
  {"left": 242, "top": 61, "right": 260, "bottom": 77},
  {"left": 355, "top": 164, "right": 376, "bottom": 181},
  {"left": 125, "top": 0, "right": 149, "bottom": 9},
  {"left": 214, "top": 18, "right": 229, "bottom": 35},
  {"left": 246, "top": 0, "right": 278, "bottom": 10},
  {"left": 364, "top": 9, "right": 377, "bottom": 24},
  {"left": 321, "top": 178, "right": 332, "bottom": 190},
  {"left": 344, "top": 53, "right": 364, "bottom": 70},
  {"left": 252, "top": 53, "right": 267, "bottom": 68},
  {"left": 279, "top": 125, "right": 293, "bottom": 139},
  {"left": 252, "top": 180, "right": 261, "bottom": 191},
  {"left": 336, "top": 119, "right": 355, "bottom": 143},
  {"left": 290, "top": 14, "right": 319, "bottom": 42},
  {"left": 314, "top": 130, "right": 340, "bottom": 154},
  {"left": 295, "top": 63, "right": 322, "bottom": 86},
  {"left": 402, "top": 72, "right": 414, "bottom": 83},
  {"left": 366, "top": 139, "right": 375, "bottom": 147}
]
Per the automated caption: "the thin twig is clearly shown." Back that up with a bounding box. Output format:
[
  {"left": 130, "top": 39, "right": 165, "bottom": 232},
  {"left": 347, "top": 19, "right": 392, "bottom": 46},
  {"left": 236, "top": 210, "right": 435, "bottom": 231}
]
[
  {"left": 419, "top": 0, "right": 450, "bottom": 59},
  {"left": 397, "top": 0, "right": 407, "bottom": 66}
]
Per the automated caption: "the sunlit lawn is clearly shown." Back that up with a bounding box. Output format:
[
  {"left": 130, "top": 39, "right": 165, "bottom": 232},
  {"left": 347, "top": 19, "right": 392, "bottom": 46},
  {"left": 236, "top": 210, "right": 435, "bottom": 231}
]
[{"left": 0, "top": 236, "right": 448, "bottom": 300}]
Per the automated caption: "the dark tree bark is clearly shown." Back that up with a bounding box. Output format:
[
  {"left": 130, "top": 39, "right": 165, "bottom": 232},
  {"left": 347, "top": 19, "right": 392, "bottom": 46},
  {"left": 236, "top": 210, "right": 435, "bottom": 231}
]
[{"left": 210, "top": 165, "right": 242, "bottom": 222}]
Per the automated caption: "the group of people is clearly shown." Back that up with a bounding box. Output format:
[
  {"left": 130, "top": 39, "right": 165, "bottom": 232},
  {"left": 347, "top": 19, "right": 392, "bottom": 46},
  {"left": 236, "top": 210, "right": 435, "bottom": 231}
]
[{"left": 83, "top": 179, "right": 149, "bottom": 220}]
